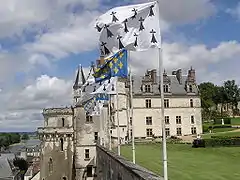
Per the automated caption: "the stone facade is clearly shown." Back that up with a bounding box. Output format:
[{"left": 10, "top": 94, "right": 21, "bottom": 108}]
[
  {"left": 38, "top": 107, "right": 74, "bottom": 180},
  {"left": 96, "top": 145, "right": 163, "bottom": 180},
  {"left": 38, "top": 63, "right": 202, "bottom": 180}
]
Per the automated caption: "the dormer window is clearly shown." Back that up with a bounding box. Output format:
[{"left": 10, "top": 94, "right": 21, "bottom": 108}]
[
  {"left": 163, "top": 84, "right": 169, "bottom": 93},
  {"left": 189, "top": 85, "right": 193, "bottom": 92},
  {"left": 145, "top": 84, "right": 151, "bottom": 93}
]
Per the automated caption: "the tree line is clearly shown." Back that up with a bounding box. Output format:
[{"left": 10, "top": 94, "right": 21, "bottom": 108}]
[
  {"left": 199, "top": 80, "right": 240, "bottom": 120},
  {"left": 0, "top": 133, "right": 30, "bottom": 149}
]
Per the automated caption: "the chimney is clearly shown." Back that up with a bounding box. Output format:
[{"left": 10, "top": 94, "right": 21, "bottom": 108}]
[
  {"left": 176, "top": 69, "right": 182, "bottom": 84},
  {"left": 151, "top": 69, "right": 157, "bottom": 83},
  {"left": 187, "top": 66, "right": 196, "bottom": 83}
]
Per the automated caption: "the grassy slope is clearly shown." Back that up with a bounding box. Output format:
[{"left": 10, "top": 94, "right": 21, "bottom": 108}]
[{"left": 121, "top": 143, "right": 240, "bottom": 180}]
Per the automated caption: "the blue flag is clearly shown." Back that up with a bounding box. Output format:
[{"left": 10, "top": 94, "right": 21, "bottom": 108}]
[{"left": 93, "top": 49, "right": 128, "bottom": 82}]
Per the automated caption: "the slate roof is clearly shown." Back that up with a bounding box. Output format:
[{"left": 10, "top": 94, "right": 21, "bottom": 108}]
[
  {"left": 75, "top": 69, "right": 199, "bottom": 106},
  {"left": 132, "top": 75, "right": 199, "bottom": 96},
  {"left": 0, "top": 155, "right": 14, "bottom": 179}
]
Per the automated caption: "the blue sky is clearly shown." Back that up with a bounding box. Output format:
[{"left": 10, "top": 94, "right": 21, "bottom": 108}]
[{"left": 0, "top": 0, "right": 240, "bottom": 131}]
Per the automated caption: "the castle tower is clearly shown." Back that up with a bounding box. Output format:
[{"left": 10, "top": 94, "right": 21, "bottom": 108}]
[
  {"left": 38, "top": 107, "right": 74, "bottom": 180},
  {"left": 73, "top": 65, "right": 86, "bottom": 105}
]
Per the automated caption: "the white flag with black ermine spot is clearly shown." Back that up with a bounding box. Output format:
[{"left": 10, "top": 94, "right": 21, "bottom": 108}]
[
  {"left": 95, "top": 1, "right": 161, "bottom": 56},
  {"left": 91, "top": 77, "right": 117, "bottom": 95}
]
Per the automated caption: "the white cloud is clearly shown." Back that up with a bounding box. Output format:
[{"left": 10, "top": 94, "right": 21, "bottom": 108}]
[
  {"left": 226, "top": 3, "right": 240, "bottom": 20},
  {"left": 130, "top": 40, "right": 240, "bottom": 84},
  {"left": 0, "top": 75, "right": 72, "bottom": 131},
  {"left": 23, "top": 11, "right": 100, "bottom": 59}
]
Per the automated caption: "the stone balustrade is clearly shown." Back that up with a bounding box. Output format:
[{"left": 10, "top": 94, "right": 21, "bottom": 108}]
[
  {"left": 96, "top": 145, "right": 163, "bottom": 180},
  {"left": 38, "top": 127, "right": 74, "bottom": 134}
]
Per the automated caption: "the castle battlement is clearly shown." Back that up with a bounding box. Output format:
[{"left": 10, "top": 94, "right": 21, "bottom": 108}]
[{"left": 42, "top": 107, "right": 73, "bottom": 116}]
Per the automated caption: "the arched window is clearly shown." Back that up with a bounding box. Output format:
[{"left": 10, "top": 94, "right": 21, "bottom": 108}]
[
  {"left": 63, "top": 177, "right": 67, "bottom": 180},
  {"left": 48, "top": 158, "right": 53, "bottom": 173},
  {"left": 189, "top": 85, "right": 193, "bottom": 92},
  {"left": 62, "top": 118, "right": 65, "bottom": 127},
  {"left": 190, "top": 99, "right": 193, "bottom": 107},
  {"left": 60, "top": 138, "right": 64, "bottom": 151}
]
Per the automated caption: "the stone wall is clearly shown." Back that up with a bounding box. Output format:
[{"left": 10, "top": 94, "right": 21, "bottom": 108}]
[{"left": 96, "top": 145, "right": 163, "bottom": 180}]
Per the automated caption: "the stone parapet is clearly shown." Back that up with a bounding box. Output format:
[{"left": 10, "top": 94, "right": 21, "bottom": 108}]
[
  {"left": 42, "top": 107, "right": 73, "bottom": 116},
  {"left": 38, "top": 127, "right": 74, "bottom": 134},
  {"left": 96, "top": 145, "right": 163, "bottom": 180}
]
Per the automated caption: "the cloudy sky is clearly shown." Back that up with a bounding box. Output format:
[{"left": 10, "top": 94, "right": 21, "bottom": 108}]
[{"left": 0, "top": 0, "right": 240, "bottom": 132}]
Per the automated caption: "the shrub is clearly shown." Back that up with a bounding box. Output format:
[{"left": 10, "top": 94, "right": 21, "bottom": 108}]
[
  {"left": 192, "top": 139, "right": 205, "bottom": 148},
  {"left": 214, "top": 118, "right": 231, "bottom": 125},
  {"left": 204, "top": 138, "right": 240, "bottom": 147}
]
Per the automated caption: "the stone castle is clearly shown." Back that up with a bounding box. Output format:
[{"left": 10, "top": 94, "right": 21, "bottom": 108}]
[{"left": 37, "top": 58, "right": 202, "bottom": 179}]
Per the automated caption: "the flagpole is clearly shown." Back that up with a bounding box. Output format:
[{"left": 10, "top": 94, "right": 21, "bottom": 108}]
[
  {"left": 129, "top": 53, "right": 136, "bottom": 164},
  {"left": 116, "top": 77, "right": 121, "bottom": 156},
  {"left": 108, "top": 94, "right": 112, "bottom": 150},
  {"left": 157, "top": 1, "right": 168, "bottom": 180}
]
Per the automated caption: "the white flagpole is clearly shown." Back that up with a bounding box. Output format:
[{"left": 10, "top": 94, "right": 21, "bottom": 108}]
[
  {"left": 157, "top": 1, "right": 168, "bottom": 180},
  {"left": 108, "top": 94, "right": 112, "bottom": 150},
  {"left": 116, "top": 77, "right": 121, "bottom": 156},
  {"left": 129, "top": 53, "right": 136, "bottom": 164}
]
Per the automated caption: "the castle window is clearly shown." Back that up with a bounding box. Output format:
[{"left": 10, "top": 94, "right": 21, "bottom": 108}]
[
  {"left": 189, "top": 85, "right": 193, "bottom": 92},
  {"left": 63, "top": 177, "right": 67, "bottom": 180},
  {"left": 62, "top": 118, "right": 65, "bottom": 127},
  {"left": 177, "top": 128, "right": 182, "bottom": 136},
  {"left": 146, "top": 117, "right": 152, "bottom": 125},
  {"left": 145, "top": 84, "right": 151, "bottom": 93},
  {"left": 60, "top": 138, "right": 64, "bottom": 151},
  {"left": 94, "top": 132, "right": 98, "bottom": 141},
  {"left": 190, "top": 99, "right": 193, "bottom": 107},
  {"left": 87, "top": 166, "right": 93, "bottom": 177},
  {"left": 145, "top": 99, "right": 151, "bottom": 108},
  {"left": 165, "top": 116, "right": 170, "bottom": 124},
  {"left": 165, "top": 128, "right": 170, "bottom": 137},
  {"left": 191, "top": 116, "right": 194, "bottom": 124},
  {"left": 129, "top": 117, "right": 132, "bottom": 125},
  {"left": 86, "top": 115, "right": 93, "bottom": 123},
  {"left": 176, "top": 116, "right": 181, "bottom": 124},
  {"left": 85, "top": 149, "right": 90, "bottom": 159},
  {"left": 164, "top": 99, "right": 169, "bottom": 108},
  {"left": 48, "top": 158, "right": 53, "bottom": 173},
  {"left": 191, "top": 127, "right": 197, "bottom": 134},
  {"left": 146, "top": 128, "right": 153, "bottom": 137},
  {"left": 163, "top": 84, "right": 169, "bottom": 93}
]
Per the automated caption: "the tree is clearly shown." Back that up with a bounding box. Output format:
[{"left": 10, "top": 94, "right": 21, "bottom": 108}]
[
  {"left": 21, "top": 134, "right": 29, "bottom": 140},
  {"left": 199, "top": 82, "right": 216, "bottom": 110},
  {"left": 223, "top": 80, "right": 240, "bottom": 110},
  {"left": 13, "top": 157, "right": 28, "bottom": 171},
  {"left": 199, "top": 82, "right": 218, "bottom": 120}
]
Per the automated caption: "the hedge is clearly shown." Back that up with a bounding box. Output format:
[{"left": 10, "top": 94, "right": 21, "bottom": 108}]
[
  {"left": 214, "top": 118, "right": 231, "bottom": 125},
  {"left": 192, "top": 137, "right": 240, "bottom": 148}
]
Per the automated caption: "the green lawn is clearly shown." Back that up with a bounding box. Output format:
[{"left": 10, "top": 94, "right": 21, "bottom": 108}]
[
  {"left": 231, "top": 117, "right": 240, "bottom": 125},
  {"left": 120, "top": 143, "right": 240, "bottom": 180}
]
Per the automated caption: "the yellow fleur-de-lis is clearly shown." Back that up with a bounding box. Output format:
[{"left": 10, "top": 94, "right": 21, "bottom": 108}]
[
  {"left": 109, "top": 61, "right": 113, "bottom": 68},
  {"left": 114, "top": 67, "right": 119, "bottom": 74},
  {"left": 118, "top": 61, "right": 123, "bottom": 69},
  {"left": 113, "top": 57, "right": 118, "bottom": 63},
  {"left": 119, "top": 52, "right": 124, "bottom": 58}
]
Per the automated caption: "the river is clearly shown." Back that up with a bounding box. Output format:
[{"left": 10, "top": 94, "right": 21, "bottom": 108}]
[{"left": 8, "top": 139, "right": 41, "bottom": 154}]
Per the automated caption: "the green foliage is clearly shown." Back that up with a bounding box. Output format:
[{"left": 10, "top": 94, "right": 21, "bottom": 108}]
[
  {"left": 21, "top": 134, "right": 29, "bottom": 140},
  {"left": 214, "top": 118, "right": 231, "bottom": 124},
  {"left": 13, "top": 157, "right": 28, "bottom": 171},
  {"left": 204, "top": 137, "right": 240, "bottom": 147},
  {"left": 0, "top": 133, "right": 21, "bottom": 148},
  {"left": 200, "top": 80, "right": 240, "bottom": 119}
]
